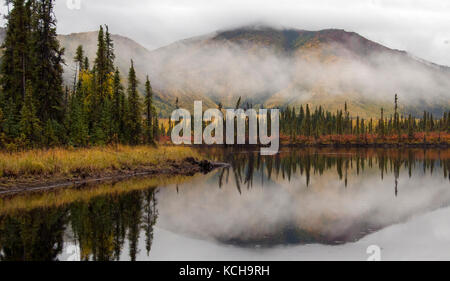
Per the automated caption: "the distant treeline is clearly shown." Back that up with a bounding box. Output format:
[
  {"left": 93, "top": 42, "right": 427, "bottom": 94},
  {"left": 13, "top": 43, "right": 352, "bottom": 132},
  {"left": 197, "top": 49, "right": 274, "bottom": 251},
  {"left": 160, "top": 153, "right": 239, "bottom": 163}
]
[
  {"left": 0, "top": 0, "right": 160, "bottom": 150},
  {"left": 279, "top": 96, "right": 450, "bottom": 144},
  {"left": 156, "top": 96, "right": 450, "bottom": 145}
]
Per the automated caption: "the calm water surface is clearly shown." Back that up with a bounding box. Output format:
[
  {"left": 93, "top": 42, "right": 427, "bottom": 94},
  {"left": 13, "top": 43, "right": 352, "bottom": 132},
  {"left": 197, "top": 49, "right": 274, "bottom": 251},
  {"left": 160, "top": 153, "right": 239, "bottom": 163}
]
[{"left": 0, "top": 148, "right": 449, "bottom": 261}]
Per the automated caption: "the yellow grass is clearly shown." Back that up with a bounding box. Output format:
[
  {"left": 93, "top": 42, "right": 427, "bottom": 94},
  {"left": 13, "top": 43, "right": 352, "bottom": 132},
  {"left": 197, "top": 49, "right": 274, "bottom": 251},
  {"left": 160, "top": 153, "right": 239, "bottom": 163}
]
[
  {"left": 0, "top": 175, "right": 196, "bottom": 214},
  {"left": 0, "top": 145, "right": 203, "bottom": 179}
]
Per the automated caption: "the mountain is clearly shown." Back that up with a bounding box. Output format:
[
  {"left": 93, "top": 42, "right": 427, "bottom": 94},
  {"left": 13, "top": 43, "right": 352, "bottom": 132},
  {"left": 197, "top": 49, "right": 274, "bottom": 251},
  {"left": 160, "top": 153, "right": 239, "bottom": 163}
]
[
  {"left": 2, "top": 26, "right": 450, "bottom": 117},
  {"left": 58, "top": 30, "right": 219, "bottom": 116},
  {"left": 143, "top": 25, "right": 450, "bottom": 117},
  {"left": 58, "top": 31, "right": 173, "bottom": 115}
]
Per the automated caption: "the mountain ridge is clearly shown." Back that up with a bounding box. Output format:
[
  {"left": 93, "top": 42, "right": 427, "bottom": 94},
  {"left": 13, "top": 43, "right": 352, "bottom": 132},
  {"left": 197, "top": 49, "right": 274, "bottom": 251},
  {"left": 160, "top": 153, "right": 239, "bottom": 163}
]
[
  {"left": 140, "top": 26, "right": 450, "bottom": 117},
  {"left": 1, "top": 25, "right": 449, "bottom": 117}
]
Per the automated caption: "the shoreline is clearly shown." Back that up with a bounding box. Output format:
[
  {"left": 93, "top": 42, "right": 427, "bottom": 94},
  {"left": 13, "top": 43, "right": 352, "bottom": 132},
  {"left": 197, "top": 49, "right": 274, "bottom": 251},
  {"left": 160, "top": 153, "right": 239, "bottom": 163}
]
[
  {"left": 0, "top": 145, "right": 226, "bottom": 195},
  {"left": 1, "top": 143, "right": 448, "bottom": 196},
  {"left": 0, "top": 157, "right": 225, "bottom": 196}
]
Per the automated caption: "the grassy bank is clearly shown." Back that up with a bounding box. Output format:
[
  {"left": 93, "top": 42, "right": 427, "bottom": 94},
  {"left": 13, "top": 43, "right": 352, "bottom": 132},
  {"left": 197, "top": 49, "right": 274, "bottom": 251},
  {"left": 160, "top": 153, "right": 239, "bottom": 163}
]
[
  {"left": 0, "top": 145, "right": 206, "bottom": 190},
  {"left": 0, "top": 174, "right": 200, "bottom": 214}
]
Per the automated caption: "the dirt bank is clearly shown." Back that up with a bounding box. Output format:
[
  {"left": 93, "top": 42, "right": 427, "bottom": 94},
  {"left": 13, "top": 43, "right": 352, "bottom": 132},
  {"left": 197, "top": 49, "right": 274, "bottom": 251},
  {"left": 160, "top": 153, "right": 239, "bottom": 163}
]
[{"left": 0, "top": 157, "right": 226, "bottom": 195}]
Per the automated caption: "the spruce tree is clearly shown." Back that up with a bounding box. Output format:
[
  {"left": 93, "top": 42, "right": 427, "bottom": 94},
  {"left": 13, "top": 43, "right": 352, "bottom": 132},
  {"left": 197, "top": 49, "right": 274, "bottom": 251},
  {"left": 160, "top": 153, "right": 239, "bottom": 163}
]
[
  {"left": 97, "top": 97, "right": 114, "bottom": 144},
  {"left": 105, "top": 25, "right": 115, "bottom": 74},
  {"left": 153, "top": 111, "right": 159, "bottom": 140},
  {"left": 379, "top": 108, "right": 385, "bottom": 138},
  {"left": 42, "top": 119, "right": 59, "bottom": 147},
  {"left": 303, "top": 105, "right": 311, "bottom": 137},
  {"left": 19, "top": 82, "right": 42, "bottom": 146},
  {"left": 73, "top": 45, "right": 84, "bottom": 91},
  {"left": 344, "top": 102, "right": 350, "bottom": 134},
  {"left": 94, "top": 25, "right": 108, "bottom": 99},
  {"left": 0, "top": 0, "right": 32, "bottom": 124},
  {"left": 299, "top": 105, "right": 305, "bottom": 135},
  {"left": 74, "top": 45, "right": 84, "bottom": 70},
  {"left": 112, "top": 68, "right": 125, "bottom": 142},
  {"left": 356, "top": 116, "right": 360, "bottom": 136},
  {"left": 30, "top": 0, "right": 65, "bottom": 124},
  {"left": 127, "top": 60, "right": 142, "bottom": 145},
  {"left": 91, "top": 25, "right": 112, "bottom": 143},
  {"left": 144, "top": 75, "right": 154, "bottom": 143},
  {"left": 394, "top": 94, "right": 401, "bottom": 139},
  {"left": 84, "top": 57, "right": 90, "bottom": 71},
  {"left": 336, "top": 110, "right": 343, "bottom": 135},
  {"left": 1, "top": 98, "right": 20, "bottom": 139},
  {"left": 67, "top": 93, "right": 89, "bottom": 147}
]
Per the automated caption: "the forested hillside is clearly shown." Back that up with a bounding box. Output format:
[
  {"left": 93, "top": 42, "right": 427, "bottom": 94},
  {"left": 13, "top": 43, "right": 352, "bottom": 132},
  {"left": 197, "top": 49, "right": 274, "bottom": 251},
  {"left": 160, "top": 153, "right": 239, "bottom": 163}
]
[{"left": 0, "top": 0, "right": 158, "bottom": 149}]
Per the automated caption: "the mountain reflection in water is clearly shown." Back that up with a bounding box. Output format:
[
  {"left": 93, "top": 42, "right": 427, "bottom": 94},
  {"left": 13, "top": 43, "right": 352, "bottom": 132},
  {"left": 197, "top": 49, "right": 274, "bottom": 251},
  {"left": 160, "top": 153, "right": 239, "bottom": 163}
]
[{"left": 0, "top": 148, "right": 449, "bottom": 261}]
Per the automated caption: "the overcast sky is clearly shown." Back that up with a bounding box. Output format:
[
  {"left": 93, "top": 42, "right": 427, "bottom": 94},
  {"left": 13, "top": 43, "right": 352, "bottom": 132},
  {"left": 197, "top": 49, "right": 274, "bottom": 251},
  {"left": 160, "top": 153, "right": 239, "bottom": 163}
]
[{"left": 1, "top": 0, "right": 450, "bottom": 66}]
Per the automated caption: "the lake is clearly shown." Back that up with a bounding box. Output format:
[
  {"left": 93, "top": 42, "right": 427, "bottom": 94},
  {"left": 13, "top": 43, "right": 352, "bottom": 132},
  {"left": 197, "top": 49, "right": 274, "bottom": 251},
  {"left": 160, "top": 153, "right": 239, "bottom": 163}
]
[{"left": 0, "top": 147, "right": 449, "bottom": 261}]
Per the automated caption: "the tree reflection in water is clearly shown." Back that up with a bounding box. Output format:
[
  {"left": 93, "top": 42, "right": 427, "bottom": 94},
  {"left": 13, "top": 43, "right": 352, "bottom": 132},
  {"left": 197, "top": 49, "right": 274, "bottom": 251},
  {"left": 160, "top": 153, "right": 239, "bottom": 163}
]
[
  {"left": 0, "top": 187, "right": 158, "bottom": 261},
  {"left": 0, "top": 148, "right": 449, "bottom": 260},
  {"left": 203, "top": 147, "right": 449, "bottom": 193}
]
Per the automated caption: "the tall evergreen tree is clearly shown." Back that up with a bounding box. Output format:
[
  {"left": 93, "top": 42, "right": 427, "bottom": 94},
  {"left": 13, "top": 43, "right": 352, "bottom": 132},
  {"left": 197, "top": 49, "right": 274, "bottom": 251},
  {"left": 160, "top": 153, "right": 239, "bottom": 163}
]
[
  {"left": 104, "top": 25, "right": 115, "bottom": 74},
  {"left": 67, "top": 92, "right": 89, "bottom": 147},
  {"left": 74, "top": 45, "right": 84, "bottom": 71},
  {"left": 143, "top": 75, "right": 154, "bottom": 143},
  {"left": 379, "top": 108, "right": 385, "bottom": 138},
  {"left": 19, "top": 82, "right": 42, "bottom": 146},
  {"left": 126, "top": 60, "right": 142, "bottom": 145},
  {"left": 94, "top": 25, "right": 108, "bottom": 99},
  {"left": 112, "top": 68, "right": 126, "bottom": 142},
  {"left": 0, "top": 0, "right": 32, "bottom": 123},
  {"left": 29, "top": 0, "right": 65, "bottom": 125},
  {"left": 84, "top": 57, "right": 90, "bottom": 71},
  {"left": 303, "top": 105, "right": 311, "bottom": 137},
  {"left": 153, "top": 112, "right": 159, "bottom": 140},
  {"left": 394, "top": 94, "right": 401, "bottom": 138},
  {"left": 0, "top": 98, "right": 20, "bottom": 139},
  {"left": 73, "top": 45, "right": 84, "bottom": 91},
  {"left": 90, "top": 25, "right": 114, "bottom": 143},
  {"left": 95, "top": 97, "right": 114, "bottom": 144}
]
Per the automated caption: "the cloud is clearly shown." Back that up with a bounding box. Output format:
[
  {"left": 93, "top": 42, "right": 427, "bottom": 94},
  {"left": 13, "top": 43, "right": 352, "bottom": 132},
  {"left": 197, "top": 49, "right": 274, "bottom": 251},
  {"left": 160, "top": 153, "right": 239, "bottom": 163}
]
[
  {"left": 1, "top": 0, "right": 449, "bottom": 66},
  {"left": 144, "top": 35, "right": 450, "bottom": 111}
]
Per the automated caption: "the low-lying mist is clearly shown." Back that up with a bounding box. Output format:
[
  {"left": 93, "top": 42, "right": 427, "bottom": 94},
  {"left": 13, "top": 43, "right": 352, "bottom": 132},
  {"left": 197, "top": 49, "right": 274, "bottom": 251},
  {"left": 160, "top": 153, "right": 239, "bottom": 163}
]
[
  {"left": 60, "top": 28, "right": 450, "bottom": 117},
  {"left": 145, "top": 35, "right": 450, "bottom": 116}
]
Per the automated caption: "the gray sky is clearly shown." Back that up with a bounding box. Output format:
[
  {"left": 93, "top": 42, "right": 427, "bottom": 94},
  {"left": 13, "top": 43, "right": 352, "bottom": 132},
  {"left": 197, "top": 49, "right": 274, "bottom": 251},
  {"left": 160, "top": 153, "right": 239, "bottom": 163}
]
[{"left": 2, "top": 0, "right": 450, "bottom": 66}]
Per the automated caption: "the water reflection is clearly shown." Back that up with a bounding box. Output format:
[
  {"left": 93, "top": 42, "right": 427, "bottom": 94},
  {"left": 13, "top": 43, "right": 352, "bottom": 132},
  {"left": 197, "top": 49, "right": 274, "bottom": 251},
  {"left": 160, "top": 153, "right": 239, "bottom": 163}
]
[
  {"left": 202, "top": 147, "right": 450, "bottom": 190},
  {"left": 0, "top": 148, "right": 449, "bottom": 261},
  {"left": 0, "top": 188, "right": 158, "bottom": 261}
]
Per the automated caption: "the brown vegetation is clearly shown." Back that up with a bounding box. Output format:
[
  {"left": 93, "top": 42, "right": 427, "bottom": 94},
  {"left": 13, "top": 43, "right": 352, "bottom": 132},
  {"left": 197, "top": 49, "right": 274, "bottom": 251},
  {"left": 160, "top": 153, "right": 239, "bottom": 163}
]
[{"left": 0, "top": 145, "right": 216, "bottom": 192}]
